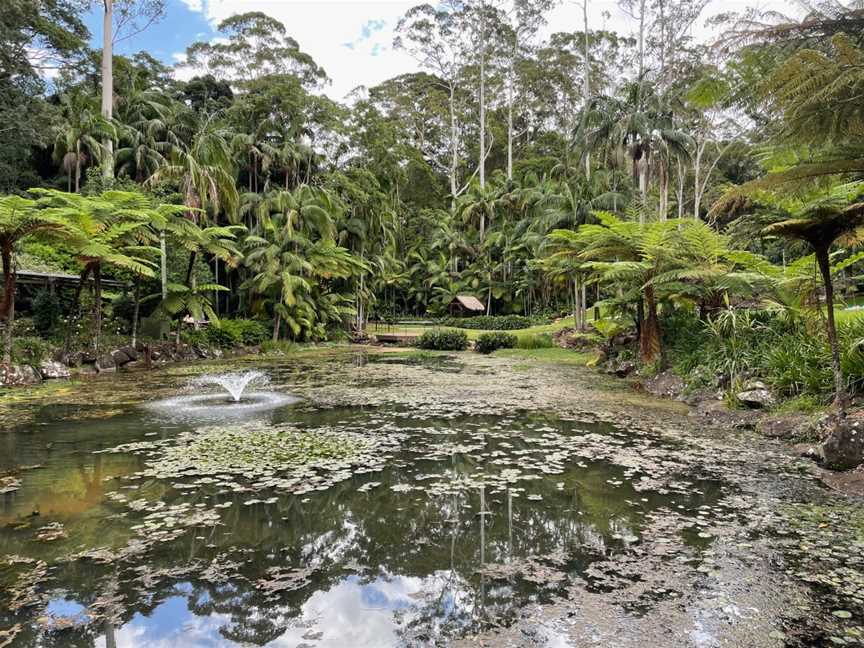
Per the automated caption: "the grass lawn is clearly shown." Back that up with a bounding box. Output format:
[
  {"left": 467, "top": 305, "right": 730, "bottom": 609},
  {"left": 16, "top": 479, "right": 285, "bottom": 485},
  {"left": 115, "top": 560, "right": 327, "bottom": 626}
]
[{"left": 368, "top": 315, "right": 590, "bottom": 342}]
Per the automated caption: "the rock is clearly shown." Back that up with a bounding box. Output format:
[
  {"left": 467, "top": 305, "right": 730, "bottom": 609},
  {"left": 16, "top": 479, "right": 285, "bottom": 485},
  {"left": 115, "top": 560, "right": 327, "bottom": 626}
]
[
  {"left": 758, "top": 414, "right": 812, "bottom": 441},
  {"left": 1, "top": 364, "right": 42, "bottom": 386},
  {"left": 641, "top": 371, "right": 685, "bottom": 399},
  {"left": 736, "top": 383, "right": 776, "bottom": 409},
  {"left": 111, "top": 349, "right": 132, "bottom": 366},
  {"left": 96, "top": 354, "right": 116, "bottom": 373},
  {"left": 606, "top": 359, "right": 636, "bottom": 378},
  {"left": 39, "top": 360, "right": 70, "bottom": 380},
  {"left": 819, "top": 413, "right": 864, "bottom": 471},
  {"left": 119, "top": 346, "right": 139, "bottom": 361}
]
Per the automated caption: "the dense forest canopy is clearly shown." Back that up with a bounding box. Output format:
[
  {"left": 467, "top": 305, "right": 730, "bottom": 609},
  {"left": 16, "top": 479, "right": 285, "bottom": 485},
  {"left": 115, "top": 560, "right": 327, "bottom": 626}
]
[{"left": 3, "top": 0, "right": 864, "bottom": 403}]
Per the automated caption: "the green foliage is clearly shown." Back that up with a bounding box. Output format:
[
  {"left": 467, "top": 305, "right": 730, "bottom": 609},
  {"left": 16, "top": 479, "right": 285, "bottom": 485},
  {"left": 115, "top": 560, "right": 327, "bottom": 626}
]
[
  {"left": 260, "top": 340, "right": 296, "bottom": 355},
  {"left": 32, "top": 290, "right": 60, "bottom": 337},
  {"left": 416, "top": 329, "right": 469, "bottom": 351},
  {"left": 183, "top": 318, "right": 269, "bottom": 349},
  {"left": 12, "top": 336, "right": 51, "bottom": 365},
  {"left": 437, "top": 315, "right": 533, "bottom": 330},
  {"left": 516, "top": 333, "right": 555, "bottom": 349},
  {"left": 475, "top": 332, "right": 517, "bottom": 354}
]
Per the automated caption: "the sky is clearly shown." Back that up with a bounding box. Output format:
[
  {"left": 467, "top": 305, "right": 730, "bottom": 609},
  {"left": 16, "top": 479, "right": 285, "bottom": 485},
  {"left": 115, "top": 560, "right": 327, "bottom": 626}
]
[{"left": 82, "top": 0, "right": 791, "bottom": 102}]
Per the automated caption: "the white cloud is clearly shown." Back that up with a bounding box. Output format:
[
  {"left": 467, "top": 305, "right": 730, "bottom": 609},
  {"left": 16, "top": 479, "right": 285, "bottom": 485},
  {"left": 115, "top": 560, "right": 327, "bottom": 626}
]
[
  {"left": 176, "top": 0, "right": 799, "bottom": 102},
  {"left": 178, "top": 0, "right": 419, "bottom": 101}
]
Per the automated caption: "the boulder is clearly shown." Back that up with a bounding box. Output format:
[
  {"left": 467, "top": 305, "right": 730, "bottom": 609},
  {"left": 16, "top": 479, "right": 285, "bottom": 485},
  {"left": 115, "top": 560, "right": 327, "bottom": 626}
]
[
  {"left": 819, "top": 414, "right": 864, "bottom": 471},
  {"left": 119, "top": 346, "right": 139, "bottom": 361},
  {"left": 111, "top": 349, "right": 132, "bottom": 366},
  {"left": 641, "top": 371, "right": 685, "bottom": 399},
  {"left": 96, "top": 354, "right": 116, "bottom": 373},
  {"left": 736, "top": 380, "right": 776, "bottom": 409},
  {"left": 1, "top": 364, "right": 42, "bottom": 386},
  {"left": 606, "top": 359, "right": 636, "bottom": 378},
  {"left": 39, "top": 360, "right": 70, "bottom": 380}
]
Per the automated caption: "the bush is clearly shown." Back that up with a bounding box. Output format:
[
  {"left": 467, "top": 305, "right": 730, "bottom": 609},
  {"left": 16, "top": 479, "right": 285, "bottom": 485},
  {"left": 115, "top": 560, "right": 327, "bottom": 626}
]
[
  {"left": 217, "top": 319, "right": 269, "bottom": 346},
  {"left": 437, "top": 315, "right": 533, "bottom": 330},
  {"left": 32, "top": 290, "right": 61, "bottom": 337},
  {"left": 475, "top": 332, "right": 517, "bottom": 354},
  {"left": 416, "top": 328, "right": 469, "bottom": 351},
  {"left": 516, "top": 333, "right": 555, "bottom": 349},
  {"left": 12, "top": 336, "right": 51, "bottom": 365},
  {"left": 183, "top": 319, "right": 270, "bottom": 349}
]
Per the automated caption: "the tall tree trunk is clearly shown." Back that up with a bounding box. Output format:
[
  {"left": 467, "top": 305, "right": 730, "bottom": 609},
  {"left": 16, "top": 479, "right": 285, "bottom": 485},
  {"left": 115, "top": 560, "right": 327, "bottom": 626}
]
[
  {"left": 101, "top": 0, "right": 114, "bottom": 180},
  {"left": 63, "top": 265, "right": 93, "bottom": 361},
  {"left": 582, "top": 0, "right": 591, "bottom": 181},
  {"left": 506, "top": 75, "right": 514, "bottom": 181},
  {"left": 185, "top": 251, "right": 198, "bottom": 330},
  {"left": 273, "top": 304, "right": 281, "bottom": 342},
  {"left": 478, "top": 2, "right": 486, "bottom": 190},
  {"left": 573, "top": 277, "right": 580, "bottom": 329},
  {"left": 93, "top": 264, "right": 102, "bottom": 352},
  {"left": 581, "top": 280, "right": 587, "bottom": 331},
  {"left": 131, "top": 276, "right": 141, "bottom": 348},
  {"left": 75, "top": 141, "right": 81, "bottom": 193},
  {"left": 2, "top": 246, "right": 14, "bottom": 367},
  {"left": 160, "top": 230, "right": 167, "bottom": 299},
  {"left": 816, "top": 244, "right": 846, "bottom": 407},
  {"left": 1, "top": 242, "right": 13, "bottom": 322},
  {"left": 639, "top": 285, "right": 661, "bottom": 364}
]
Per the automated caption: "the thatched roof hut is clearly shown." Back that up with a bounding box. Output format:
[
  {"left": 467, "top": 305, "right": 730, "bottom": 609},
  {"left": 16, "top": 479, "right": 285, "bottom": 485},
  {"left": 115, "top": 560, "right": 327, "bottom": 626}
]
[{"left": 448, "top": 295, "right": 485, "bottom": 317}]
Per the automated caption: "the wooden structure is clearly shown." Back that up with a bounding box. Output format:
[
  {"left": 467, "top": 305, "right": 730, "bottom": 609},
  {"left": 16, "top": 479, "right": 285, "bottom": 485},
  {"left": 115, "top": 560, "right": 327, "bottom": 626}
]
[
  {"left": 448, "top": 295, "right": 485, "bottom": 317},
  {"left": 15, "top": 270, "right": 125, "bottom": 290}
]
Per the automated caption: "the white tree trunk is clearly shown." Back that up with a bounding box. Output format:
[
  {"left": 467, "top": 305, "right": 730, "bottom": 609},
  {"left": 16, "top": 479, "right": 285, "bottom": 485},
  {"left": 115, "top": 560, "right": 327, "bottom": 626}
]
[
  {"left": 479, "top": 1, "right": 486, "bottom": 190},
  {"left": 449, "top": 83, "right": 459, "bottom": 202},
  {"left": 101, "top": 0, "right": 114, "bottom": 180}
]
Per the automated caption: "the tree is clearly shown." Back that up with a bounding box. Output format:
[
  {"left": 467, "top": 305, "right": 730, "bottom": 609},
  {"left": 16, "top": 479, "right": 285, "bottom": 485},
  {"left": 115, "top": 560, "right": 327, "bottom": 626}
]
[
  {"left": 53, "top": 90, "right": 116, "bottom": 192},
  {"left": 395, "top": 2, "right": 472, "bottom": 201},
  {"left": 0, "top": 195, "right": 71, "bottom": 367},
  {"left": 95, "top": 0, "right": 167, "bottom": 180},
  {"left": 33, "top": 189, "right": 159, "bottom": 353},
  {"left": 184, "top": 12, "right": 327, "bottom": 87},
  {"left": 762, "top": 183, "right": 864, "bottom": 407}
]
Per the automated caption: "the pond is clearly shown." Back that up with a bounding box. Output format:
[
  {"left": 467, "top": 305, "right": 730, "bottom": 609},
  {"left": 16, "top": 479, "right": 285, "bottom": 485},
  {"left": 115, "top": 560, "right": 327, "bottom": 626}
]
[{"left": 0, "top": 349, "right": 862, "bottom": 647}]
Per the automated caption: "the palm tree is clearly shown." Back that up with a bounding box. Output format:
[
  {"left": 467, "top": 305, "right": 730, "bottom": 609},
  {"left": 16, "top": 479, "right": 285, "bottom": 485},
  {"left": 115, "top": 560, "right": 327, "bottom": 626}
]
[
  {"left": 580, "top": 80, "right": 691, "bottom": 222},
  {"left": 243, "top": 210, "right": 362, "bottom": 340},
  {"left": 53, "top": 91, "right": 116, "bottom": 193},
  {"left": 0, "top": 195, "right": 73, "bottom": 368}
]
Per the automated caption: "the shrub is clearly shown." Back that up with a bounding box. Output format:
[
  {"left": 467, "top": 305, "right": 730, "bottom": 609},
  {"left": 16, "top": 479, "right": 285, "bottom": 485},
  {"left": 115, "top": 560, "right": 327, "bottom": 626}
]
[
  {"left": 183, "top": 319, "right": 270, "bottom": 349},
  {"left": 475, "top": 332, "right": 517, "bottom": 354},
  {"left": 32, "top": 290, "right": 61, "bottom": 337},
  {"left": 217, "top": 319, "right": 269, "bottom": 346},
  {"left": 516, "top": 333, "right": 555, "bottom": 349},
  {"left": 437, "top": 315, "right": 533, "bottom": 330},
  {"left": 416, "top": 328, "right": 469, "bottom": 351},
  {"left": 12, "top": 336, "right": 51, "bottom": 365}
]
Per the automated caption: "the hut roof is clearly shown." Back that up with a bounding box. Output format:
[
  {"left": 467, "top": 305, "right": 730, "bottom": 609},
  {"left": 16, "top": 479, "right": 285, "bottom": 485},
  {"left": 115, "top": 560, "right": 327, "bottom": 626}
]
[{"left": 451, "top": 295, "right": 485, "bottom": 312}]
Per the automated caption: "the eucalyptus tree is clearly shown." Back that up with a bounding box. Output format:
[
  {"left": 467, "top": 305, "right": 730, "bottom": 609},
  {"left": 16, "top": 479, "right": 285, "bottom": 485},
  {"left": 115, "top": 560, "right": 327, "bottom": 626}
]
[
  {"left": 183, "top": 12, "right": 327, "bottom": 87},
  {"left": 93, "top": 0, "right": 166, "bottom": 179},
  {"left": 395, "top": 1, "right": 472, "bottom": 201}
]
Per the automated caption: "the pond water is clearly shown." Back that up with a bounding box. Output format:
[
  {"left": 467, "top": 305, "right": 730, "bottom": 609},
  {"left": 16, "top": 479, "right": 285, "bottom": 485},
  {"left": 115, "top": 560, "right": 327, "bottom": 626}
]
[{"left": 0, "top": 350, "right": 859, "bottom": 647}]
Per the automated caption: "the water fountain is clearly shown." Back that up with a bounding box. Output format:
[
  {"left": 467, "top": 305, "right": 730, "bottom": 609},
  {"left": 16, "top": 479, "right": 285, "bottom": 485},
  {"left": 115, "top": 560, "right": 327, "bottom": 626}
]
[
  {"left": 144, "top": 370, "right": 300, "bottom": 420},
  {"left": 191, "top": 370, "right": 268, "bottom": 402}
]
